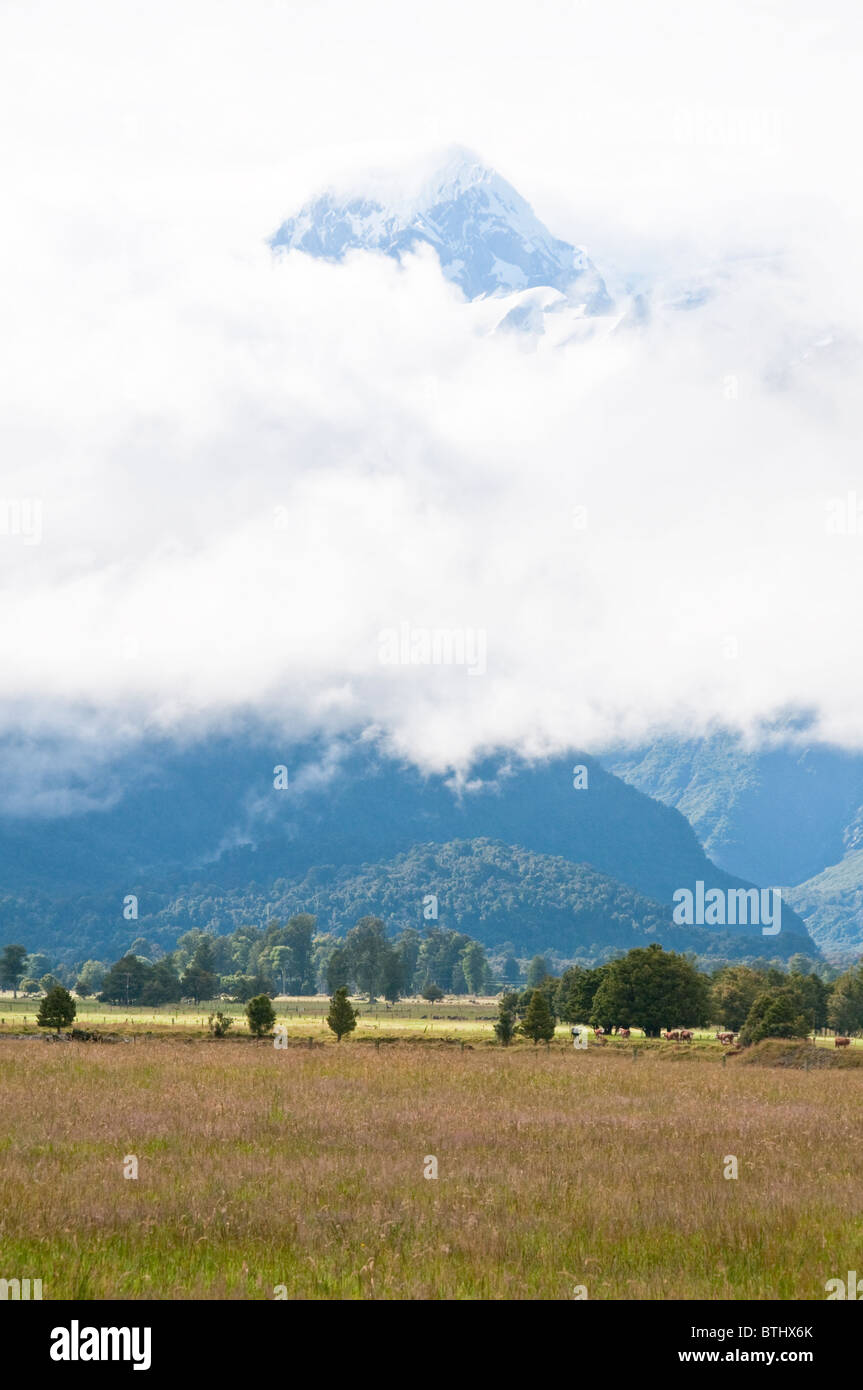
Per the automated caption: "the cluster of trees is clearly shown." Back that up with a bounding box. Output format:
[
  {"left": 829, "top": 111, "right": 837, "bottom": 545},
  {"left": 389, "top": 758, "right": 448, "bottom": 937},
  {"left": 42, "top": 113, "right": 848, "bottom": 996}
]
[
  {"left": 0, "top": 944, "right": 69, "bottom": 999},
  {"left": 493, "top": 947, "right": 862, "bottom": 1045},
  {"left": 490, "top": 947, "right": 711, "bottom": 1042},
  {"left": 708, "top": 960, "right": 831, "bottom": 1040},
  {"left": 1, "top": 917, "right": 497, "bottom": 1006},
  {"left": 495, "top": 988, "right": 556, "bottom": 1045},
  {"left": 324, "top": 920, "right": 492, "bottom": 1001}
]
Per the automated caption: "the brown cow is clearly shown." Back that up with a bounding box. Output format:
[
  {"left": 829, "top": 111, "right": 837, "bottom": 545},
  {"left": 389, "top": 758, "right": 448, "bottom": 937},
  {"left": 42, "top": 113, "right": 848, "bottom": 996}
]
[
  {"left": 664, "top": 1030, "right": 680, "bottom": 1041},
  {"left": 679, "top": 1029, "right": 693, "bottom": 1042},
  {"left": 835, "top": 1037, "right": 851, "bottom": 1048},
  {"left": 618, "top": 1027, "right": 631, "bottom": 1039},
  {"left": 716, "top": 1032, "right": 735, "bottom": 1045},
  {"left": 594, "top": 1026, "right": 604, "bottom": 1037}
]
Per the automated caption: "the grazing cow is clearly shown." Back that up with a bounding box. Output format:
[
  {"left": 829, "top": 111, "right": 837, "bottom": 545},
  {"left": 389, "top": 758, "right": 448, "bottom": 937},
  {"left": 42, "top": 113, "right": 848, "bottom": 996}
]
[
  {"left": 716, "top": 1032, "right": 735, "bottom": 1045},
  {"left": 663, "top": 1030, "right": 680, "bottom": 1041},
  {"left": 618, "top": 1027, "right": 631, "bottom": 1039},
  {"left": 835, "top": 1036, "right": 851, "bottom": 1048},
  {"left": 594, "top": 1026, "right": 604, "bottom": 1037},
  {"left": 679, "top": 1029, "right": 693, "bottom": 1042}
]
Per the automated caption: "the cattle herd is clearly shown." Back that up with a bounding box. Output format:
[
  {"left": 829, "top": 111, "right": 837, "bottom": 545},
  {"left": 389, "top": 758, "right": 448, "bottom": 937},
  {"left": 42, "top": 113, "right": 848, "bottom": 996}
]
[
  {"left": 588, "top": 1027, "right": 853, "bottom": 1048},
  {"left": 591, "top": 1026, "right": 694, "bottom": 1041},
  {"left": 589, "top": 1026, "right": 703, "bottom": 1042}
]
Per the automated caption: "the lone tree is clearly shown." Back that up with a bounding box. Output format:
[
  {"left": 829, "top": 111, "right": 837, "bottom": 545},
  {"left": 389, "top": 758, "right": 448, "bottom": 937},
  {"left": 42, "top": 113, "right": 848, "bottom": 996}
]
[
  {"left": 590, "top": 944, "right": 710, "bottom": 1038},
  {"left": 421, "top": 980, "right": 444, "bottom": 1002},
  {"left": 327, "top": 986, "right": 358, "bottom": 1042},
  {"left": 521, "top": 988, "right": 555, "bottom": 1046},
  {"left": 246, "top": 994, "right": 276, "bottom": 1037},
  {"left": 37, "top": 985, "right": 76, "bottom": 1035},
  {"left": 494, "top": 1000, "right": 516, "bottom": 1046}
]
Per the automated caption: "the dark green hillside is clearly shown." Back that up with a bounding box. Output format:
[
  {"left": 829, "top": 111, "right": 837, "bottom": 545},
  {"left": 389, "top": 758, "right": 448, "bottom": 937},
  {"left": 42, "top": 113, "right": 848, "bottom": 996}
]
[
  {"left": 3, "top": 837, "right": 815, "bottom": 967},
  {"left": 0, "top": 736, "right": 818, "bottom": 961}
]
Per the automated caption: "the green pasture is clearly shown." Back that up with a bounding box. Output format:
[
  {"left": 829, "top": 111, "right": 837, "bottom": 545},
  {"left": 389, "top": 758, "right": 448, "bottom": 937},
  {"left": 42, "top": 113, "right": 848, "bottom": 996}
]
[{"left": 0, "top": 992, "right": 859, "bottom": 1047}]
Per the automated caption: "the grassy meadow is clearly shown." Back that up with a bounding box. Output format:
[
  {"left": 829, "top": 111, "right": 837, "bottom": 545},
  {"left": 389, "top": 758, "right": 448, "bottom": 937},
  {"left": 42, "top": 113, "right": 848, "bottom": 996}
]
[
  {"left": 0, "top": 994, "right": 504, "bottom": 1039},
  {"left": 1, "top": 1017, "right": 862, "bottom": 1299},
  {"left": 2, "top": 992, "right": 861, "bottom": 1046}
]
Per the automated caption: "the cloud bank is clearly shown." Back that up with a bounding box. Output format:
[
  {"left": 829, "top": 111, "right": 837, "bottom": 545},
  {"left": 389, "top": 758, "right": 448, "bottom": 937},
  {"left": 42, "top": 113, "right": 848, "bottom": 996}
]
[{"left": 1, "top": 0, "right": 862, "bottom": 787}]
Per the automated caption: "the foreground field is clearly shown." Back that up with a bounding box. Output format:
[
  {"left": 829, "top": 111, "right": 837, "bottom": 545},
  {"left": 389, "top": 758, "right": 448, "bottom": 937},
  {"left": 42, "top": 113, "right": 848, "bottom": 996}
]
[{"left": 1, "top": 1039, "right": 861, "bottom": 1299}]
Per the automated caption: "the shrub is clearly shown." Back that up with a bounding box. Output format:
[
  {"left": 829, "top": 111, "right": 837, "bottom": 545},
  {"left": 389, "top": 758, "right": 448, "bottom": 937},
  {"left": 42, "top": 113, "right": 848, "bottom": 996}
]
[
  {"left": 36, "top": 986, "right": 77, "bottom": 1034},
  {"left": 494, "top": 1004, "right": 516, "bottom": 1046},
  {"left": 327, "top": 987, "right": 358, "bottom": 1042},
  {"left": 521, "top": 989, "right": 555, "bottom": 1045},
  {"left": 246, "top": 995, "right": 276, "bottom": 1037}
]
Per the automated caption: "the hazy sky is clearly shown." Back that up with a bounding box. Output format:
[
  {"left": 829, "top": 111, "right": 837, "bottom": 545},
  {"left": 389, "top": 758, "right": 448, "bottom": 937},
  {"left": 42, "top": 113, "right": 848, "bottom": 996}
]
[{"left": 1, "top": 0, "right": 862, "bottom": 785}]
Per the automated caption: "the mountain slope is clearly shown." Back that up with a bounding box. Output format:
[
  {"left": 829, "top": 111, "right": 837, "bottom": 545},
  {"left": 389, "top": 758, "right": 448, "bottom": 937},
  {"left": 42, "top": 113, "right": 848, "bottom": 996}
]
[
  {"left": 787, "top": 840, "right": 863, "bottom": 960},
  {"left": 82, "top": 838, "right": 797, "bottom": 965},
  {"left": 604, "top": 733, "right": 863, "bottom": 888},
  {"left": 271, "top": 146, "right": 611, "bottom": 309},
  {"left": 604, "top": 733, "right": 863, "bottom": 961},
  {"left": 0, "top": 735, "right": 816, "bottom": 961}
]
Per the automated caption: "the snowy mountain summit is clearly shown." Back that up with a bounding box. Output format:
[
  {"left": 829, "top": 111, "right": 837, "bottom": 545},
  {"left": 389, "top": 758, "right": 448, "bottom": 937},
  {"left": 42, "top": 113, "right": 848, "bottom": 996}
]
[{"left": 270, "top": 147, "right": 611, "bottom": 313}]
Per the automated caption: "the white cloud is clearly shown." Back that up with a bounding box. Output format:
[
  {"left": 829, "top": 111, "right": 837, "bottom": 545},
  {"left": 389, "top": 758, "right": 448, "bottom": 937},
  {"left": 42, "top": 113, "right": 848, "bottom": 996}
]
[{"left": 1, "top": 0, "right": 862, "bottom": 783}]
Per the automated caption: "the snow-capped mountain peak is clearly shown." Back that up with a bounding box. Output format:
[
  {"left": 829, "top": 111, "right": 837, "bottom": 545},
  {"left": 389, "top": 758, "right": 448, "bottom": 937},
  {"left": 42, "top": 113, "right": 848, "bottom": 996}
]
[{"left": 270, "top": 147, "right": 612, "bottom": 311}]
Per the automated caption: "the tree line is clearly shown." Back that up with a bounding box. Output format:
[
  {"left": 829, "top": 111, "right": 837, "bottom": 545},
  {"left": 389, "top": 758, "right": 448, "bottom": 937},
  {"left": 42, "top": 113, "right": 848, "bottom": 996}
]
[
  {"left": 3, "top": 928, "right": 861, "bottom": 1046},
  {"left": 0, "top": 917, "right": 498, "bottom": 1005}
]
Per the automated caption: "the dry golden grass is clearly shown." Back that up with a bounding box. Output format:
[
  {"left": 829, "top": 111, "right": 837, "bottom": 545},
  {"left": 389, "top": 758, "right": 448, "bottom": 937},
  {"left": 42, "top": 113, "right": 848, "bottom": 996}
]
[{"left": 0, "top": 1038, "right": 861, "bottom": 1299}]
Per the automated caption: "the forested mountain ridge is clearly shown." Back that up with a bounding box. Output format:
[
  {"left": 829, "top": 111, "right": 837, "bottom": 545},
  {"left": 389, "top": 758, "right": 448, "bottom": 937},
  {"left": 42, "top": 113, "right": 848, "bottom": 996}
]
[
  {"left": 1, "top": 836, "right": 816, "bottom": 968},
  {"left": 0, "top": 737, "right": 817, "bottom": 962}
]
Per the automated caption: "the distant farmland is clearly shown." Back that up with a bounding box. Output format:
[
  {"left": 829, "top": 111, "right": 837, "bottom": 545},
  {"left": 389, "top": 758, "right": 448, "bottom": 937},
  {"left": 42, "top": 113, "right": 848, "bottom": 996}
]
[
  {"left": 1, "top": 1032, "right": 862, "bottom": 1299},
  {"left": 2, "top": 993, "right": 861, "bottom": 1046}
]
